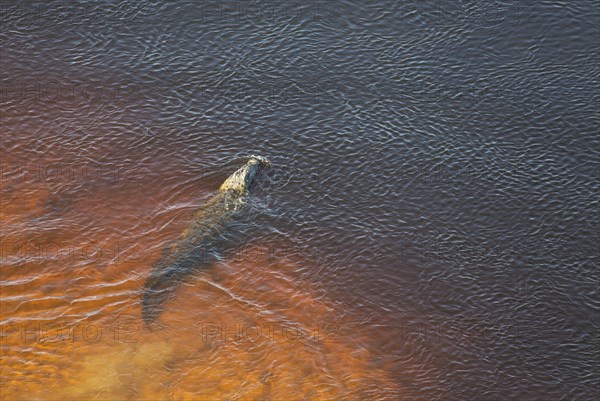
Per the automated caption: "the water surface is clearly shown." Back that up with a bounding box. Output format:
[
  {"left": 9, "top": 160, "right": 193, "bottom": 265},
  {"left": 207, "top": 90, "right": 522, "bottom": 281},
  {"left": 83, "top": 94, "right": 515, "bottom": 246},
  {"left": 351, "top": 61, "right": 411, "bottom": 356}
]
[{"left": 1, "top": 1, "right": 599, "bottom": 400}]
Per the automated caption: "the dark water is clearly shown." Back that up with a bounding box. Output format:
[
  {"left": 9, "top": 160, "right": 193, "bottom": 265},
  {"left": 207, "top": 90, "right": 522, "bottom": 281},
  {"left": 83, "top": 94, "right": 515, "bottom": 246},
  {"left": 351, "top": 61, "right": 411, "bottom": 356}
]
[{"left": 1, "top": 1, "right": 599, "bottom": 400}]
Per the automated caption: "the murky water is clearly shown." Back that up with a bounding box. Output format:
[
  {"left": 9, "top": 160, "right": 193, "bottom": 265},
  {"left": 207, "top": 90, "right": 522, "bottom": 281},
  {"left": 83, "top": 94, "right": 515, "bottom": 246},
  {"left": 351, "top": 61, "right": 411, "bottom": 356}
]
[{"left": 1, "top": 1, "right": 599, "bottom": 400}]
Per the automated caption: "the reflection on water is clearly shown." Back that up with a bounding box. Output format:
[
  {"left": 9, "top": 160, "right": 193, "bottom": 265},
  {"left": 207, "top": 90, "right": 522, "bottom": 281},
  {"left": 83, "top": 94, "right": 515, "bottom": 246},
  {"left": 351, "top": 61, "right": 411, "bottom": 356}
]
[{"left": 1, "top": 154, "right": 398, "bottom": 400}]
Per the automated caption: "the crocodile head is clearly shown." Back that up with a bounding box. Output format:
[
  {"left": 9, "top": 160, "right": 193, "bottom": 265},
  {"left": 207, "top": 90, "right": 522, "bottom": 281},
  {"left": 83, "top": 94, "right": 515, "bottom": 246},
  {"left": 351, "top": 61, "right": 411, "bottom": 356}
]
[{"left": 219, "top": 156, "right": 270, "bottom": 193}]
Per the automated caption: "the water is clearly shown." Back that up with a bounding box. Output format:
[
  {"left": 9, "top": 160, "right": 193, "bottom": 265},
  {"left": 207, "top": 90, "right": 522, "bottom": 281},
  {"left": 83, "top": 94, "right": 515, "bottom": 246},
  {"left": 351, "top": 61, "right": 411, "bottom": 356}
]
[{"left": 1, "top": 1, "right": 598, "bottom": 400}]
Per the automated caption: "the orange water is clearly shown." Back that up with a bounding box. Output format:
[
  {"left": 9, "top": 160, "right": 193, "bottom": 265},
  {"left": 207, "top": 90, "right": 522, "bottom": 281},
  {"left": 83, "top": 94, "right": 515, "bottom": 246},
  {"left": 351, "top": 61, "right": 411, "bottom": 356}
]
[{"left": 1, "top": 151, "right": 400, "bottom": 400}]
